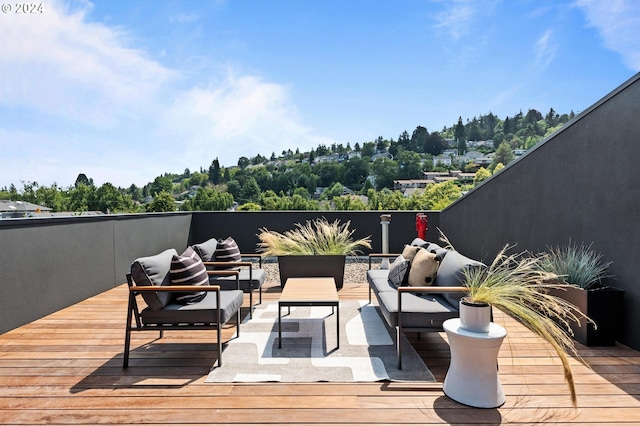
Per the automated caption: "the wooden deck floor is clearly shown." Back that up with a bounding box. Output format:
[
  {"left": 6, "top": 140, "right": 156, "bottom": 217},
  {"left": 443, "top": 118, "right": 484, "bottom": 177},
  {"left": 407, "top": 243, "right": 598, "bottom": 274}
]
[{"left": 1, "top": 281, "right": 639, "bottom": 425}]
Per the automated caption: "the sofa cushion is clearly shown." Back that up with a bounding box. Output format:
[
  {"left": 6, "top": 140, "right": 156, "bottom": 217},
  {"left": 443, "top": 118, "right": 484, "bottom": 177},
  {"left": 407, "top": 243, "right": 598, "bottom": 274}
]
[
  {"left": 388, "top": 255, "right": 411, "bottom": 287},
  {"left": 170, "top": 247, "right": 208, "bottom": 305},
  {"left": 435, "top": 250, "right": 484, "bottom": 306},
  {"left": 409, "top": 237, "right": 430, "bottom": 248},
  {"left": 366, "top": 269, "right": 396, "bottom": 294},
  {"left": 130, "top": 248, "right": 178, "bottom": 311},
  {"left": 192, "top": 237, "right": 218, "bottom": 262},
  {"left": 424, "top": 243, "right": 449, "bottom": 260},
  {"left": 377, "top": 291, "right": 458, "bottom": 329},
  {"left": 213, "top": 237, "right": 242, "bottom": 269},
  {"left": 407, "top": 248, "right": 440, "bottom": 287}
]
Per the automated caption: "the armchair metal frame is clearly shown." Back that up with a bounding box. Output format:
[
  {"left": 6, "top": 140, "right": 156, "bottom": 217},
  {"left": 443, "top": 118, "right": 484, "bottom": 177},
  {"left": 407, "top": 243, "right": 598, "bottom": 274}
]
[
  {"left": 123, "top": 269, "right": 242, "bottom": 369},
  {"left": 204, "top": 253, "right": 264, "bottom": 318}
]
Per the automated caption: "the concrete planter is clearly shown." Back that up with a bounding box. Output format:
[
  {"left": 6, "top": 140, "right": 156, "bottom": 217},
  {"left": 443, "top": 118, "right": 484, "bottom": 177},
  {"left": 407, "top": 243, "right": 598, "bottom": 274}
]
[
  {"left": 459, "top": 298, "right": 491, "bottom": 333},
  {"left": 277, "top": 255, "right": 346, "bottom": 289},
  {"left": 550, "top": 285, "right": 625, "bottom": 346}
]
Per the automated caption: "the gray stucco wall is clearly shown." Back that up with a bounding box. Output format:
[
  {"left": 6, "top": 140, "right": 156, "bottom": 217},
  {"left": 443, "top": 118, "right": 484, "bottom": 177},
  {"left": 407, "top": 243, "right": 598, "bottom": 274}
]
[
  {"left": 440, "top": 72, "right": 640, "bottom": 349},
  {"left": 0, "top": 210, "right": 438, "bottom": 334},
  {"left": 189, "top": 210, "right": 441, "bottom": 254},
  {"left": 0, "top": 213, "right": 192, "bottom": 334}
]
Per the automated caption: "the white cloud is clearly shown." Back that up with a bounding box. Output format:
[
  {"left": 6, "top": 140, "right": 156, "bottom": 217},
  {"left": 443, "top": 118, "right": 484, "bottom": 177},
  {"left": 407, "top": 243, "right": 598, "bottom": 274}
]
[
  {"left": 159, "top": 72, "right": 331, "bottom": 169},
  {"left": 575, "top": 0, "right": 640, "bottom": 71},
  {"left": 0, "top": 0, "right": 327, "bottom": 188},
  {"left": 533, "top": 29, "right": 557, "bottom": 73},
  {"left": 0, "top": 1, "right": 176, "bottom": 127},
  {"left": 433, "top": 0, "right": 477, "bottom": 40}
]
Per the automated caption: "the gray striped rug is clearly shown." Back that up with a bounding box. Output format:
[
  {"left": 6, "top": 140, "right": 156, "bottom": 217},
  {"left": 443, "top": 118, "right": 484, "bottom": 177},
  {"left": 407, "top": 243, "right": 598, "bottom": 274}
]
[{"left": 206, "top": 300, "right": 435, "bottom": 383}]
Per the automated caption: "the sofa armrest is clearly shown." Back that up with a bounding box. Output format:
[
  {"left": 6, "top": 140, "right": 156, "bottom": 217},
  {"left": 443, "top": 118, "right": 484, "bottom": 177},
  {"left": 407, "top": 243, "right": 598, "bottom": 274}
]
[
  {"left": 397, "top": 286, "right": 467, "bottom": 294},
  {"left": 131, "top": 284, "right": 222, "bottom": 293}
]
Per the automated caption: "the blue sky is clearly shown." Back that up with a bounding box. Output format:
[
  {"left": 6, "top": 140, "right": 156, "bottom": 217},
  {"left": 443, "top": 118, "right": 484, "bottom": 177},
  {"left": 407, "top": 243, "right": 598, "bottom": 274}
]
[{"left": 1, "top": 0, "right": 639, "bottom": 189}]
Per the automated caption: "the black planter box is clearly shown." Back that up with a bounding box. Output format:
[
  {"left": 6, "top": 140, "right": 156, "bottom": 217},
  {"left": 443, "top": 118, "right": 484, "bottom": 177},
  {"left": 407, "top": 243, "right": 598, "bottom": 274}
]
[
  {"left": 277, "top": 255, "right": 346, "bottom": 289},
  {"left": 551, "top": 285, "right": 625, "bottom": 346}
]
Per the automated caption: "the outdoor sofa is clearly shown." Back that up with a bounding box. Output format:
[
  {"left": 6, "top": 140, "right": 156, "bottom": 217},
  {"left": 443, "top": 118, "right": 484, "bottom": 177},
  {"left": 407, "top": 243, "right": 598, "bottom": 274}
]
[{"left": 367, "top": 238, "right": 484, "bottom": 368}]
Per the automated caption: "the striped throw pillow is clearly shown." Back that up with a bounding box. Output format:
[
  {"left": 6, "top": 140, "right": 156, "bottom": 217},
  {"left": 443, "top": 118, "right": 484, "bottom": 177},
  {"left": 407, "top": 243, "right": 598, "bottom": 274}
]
[
  {"left": 213, "top": 237, "right": 242, "bottom": 270},
  {"left": 170, "top": 247, "right": 208, "bottom": 304}
]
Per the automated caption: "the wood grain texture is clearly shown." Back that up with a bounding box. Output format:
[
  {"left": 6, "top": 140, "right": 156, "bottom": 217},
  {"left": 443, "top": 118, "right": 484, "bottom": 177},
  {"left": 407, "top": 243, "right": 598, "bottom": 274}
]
[{"left": 0, "top": 280, "right": 638, "bottom": 424}]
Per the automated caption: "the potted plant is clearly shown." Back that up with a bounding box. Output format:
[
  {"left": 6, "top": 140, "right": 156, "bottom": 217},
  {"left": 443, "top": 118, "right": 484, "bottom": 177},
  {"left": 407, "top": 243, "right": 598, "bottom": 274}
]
[
  {"left": 540, "top": 242, "right": 624, "bottom": 346},
  {"left": 445, "top": 236, "right": 587, "bottom": 408},
  {"left": 257, "top": 217, "right": 371, "bottom": 289}
]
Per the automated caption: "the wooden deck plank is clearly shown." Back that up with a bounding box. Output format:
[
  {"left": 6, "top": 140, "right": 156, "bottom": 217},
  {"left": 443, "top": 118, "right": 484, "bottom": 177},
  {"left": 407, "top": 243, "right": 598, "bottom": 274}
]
[{"left": 0, "top": 281, "right": 639, "bottom": 425}]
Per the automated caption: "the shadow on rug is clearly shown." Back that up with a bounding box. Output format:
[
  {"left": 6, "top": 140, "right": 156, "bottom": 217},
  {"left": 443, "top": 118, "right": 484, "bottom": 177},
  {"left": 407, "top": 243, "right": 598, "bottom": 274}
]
[{"left": 206, "top": 300, "right": 436, "bottom": 383}]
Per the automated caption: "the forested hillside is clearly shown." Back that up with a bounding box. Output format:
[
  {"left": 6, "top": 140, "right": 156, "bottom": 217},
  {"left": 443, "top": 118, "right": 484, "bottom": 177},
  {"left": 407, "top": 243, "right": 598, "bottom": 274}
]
[{"left": 1, "top": 108, "right": 574, "bottom": 214}]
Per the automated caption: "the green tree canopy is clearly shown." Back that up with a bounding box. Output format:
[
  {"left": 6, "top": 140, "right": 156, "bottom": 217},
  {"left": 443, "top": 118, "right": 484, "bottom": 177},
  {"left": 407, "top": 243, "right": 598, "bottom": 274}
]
[
  {"left": 492, "top": 142, "right": 515, "bottom": 169},
  {"left": 184, "top": 187, "right": 233, "bottom": 211},
  {"left": 371, "top": 158, "right": 398, "bottom": 190},
  {"left": 150, "top": 176, "right": 173, "bottom": 196},
  {"left": 474, "top": 167, "right": 491, "bottom": 186},
  {"left": 147, "top": 191, "right": 176, "bottom": 212}
]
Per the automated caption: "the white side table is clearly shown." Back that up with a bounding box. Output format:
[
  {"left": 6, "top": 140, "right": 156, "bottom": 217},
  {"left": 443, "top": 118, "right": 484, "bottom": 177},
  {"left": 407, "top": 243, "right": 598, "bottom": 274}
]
[{"left": 442, "top": 318, "right": 507, "bottom": 408}]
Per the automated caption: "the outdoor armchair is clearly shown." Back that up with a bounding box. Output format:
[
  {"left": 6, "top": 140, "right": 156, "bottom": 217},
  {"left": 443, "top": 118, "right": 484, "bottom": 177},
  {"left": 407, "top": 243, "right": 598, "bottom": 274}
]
[
  {"left": 192, "top": 238, "right": 266, "bottom": 318},
  {"left": 123, "top": 249, "right": 244, "bottom": 369}
]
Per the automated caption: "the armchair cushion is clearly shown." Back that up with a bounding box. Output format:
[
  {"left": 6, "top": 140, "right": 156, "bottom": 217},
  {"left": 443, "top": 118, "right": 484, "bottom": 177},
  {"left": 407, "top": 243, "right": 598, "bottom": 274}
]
[
  {"left": 192, "top": 238, "right": 218, "bottom": 262},
  {"left": 170, "top": 247, "right": 208, "bottom": 305},
  {"left": 140, "top": 289, "right": 244, "bottom": 325},
  {"left": 130, "top": 248, "right": 178, "bottom": 311},
  {"left": 210, "top": 267, "right": 266, "bottom": 291},
  {"left": 213, "top": 237, "right": 242, "bottom": 269}
]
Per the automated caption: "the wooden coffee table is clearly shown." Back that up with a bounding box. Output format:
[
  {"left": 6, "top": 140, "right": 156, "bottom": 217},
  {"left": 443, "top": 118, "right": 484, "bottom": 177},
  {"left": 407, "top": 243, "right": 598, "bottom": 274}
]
[{"left": 278, "top": 277, "right": 340, "bottom": 349}]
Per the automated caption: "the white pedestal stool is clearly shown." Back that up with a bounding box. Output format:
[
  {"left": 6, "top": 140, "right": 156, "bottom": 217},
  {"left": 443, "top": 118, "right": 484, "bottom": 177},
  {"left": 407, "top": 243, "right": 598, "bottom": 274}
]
[{"left": 442, "top": 318, "right": 507, "bottom": 408}]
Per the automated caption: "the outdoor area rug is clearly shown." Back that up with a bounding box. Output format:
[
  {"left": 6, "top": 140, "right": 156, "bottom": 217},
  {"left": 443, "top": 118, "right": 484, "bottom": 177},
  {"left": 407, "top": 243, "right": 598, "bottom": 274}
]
[{"left": 206, "top": 300, "right": 435, "bottom": 383}]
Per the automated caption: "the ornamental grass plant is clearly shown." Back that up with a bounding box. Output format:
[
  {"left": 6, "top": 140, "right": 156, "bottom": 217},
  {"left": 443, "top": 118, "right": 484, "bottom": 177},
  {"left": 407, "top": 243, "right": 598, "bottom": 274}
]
[
  {"left": 540, "top": 242, "right": 613, "bottom": 289},
  {"left": 257, "top": 217, "right": 371, "bottom": 256},
  {"left": 440, "top": 233, "right": 589, "bottom": 407}
]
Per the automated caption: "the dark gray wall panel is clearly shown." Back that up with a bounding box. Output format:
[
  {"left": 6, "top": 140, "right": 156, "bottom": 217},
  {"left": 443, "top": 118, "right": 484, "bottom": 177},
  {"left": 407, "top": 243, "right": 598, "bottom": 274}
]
[
  {"left": 0, "top": 213, "right": 193, "bottom": 334},
  {"left": 189, "top": 210, "right": 441, "bottom": 255},
  {"left": 113, "top": 213, "right": 192, "bottom": 284},
  {"left": 0, "top": 219, "right": 115, "bottom": 334},
  {"left": 440, "top": 72, "right": 640, "bottom": 348}
]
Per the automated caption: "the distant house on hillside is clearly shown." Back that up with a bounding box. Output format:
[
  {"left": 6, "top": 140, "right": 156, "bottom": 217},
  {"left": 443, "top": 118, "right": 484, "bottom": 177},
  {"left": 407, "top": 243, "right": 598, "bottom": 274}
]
[
  {"left": 371, "top": 152, "right": 393, "bottom": 161},
  {"left": 0, "top": 200, "right": 51, "bottom": 219},
  {"left": 433, "top": 154, "right": 452, "bottom": 167}
]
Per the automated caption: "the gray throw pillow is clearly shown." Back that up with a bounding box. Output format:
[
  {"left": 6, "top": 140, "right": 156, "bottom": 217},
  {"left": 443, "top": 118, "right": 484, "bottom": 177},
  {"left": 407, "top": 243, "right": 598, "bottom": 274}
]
[
  {"left": 130, "top": 248, "right": 178, "bottom": 311},
  {"left": 192, "top": 237, "right": 218, "bottom": 262},
  {"left": 436, "top": 250, "right": 485, "bottom": 307}
]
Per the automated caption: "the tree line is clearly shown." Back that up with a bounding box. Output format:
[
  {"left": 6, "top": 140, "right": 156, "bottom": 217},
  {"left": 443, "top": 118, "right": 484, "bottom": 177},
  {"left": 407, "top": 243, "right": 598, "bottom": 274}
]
[{"left": 1, "top": 108, "right": 573, "bottom": 214}]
